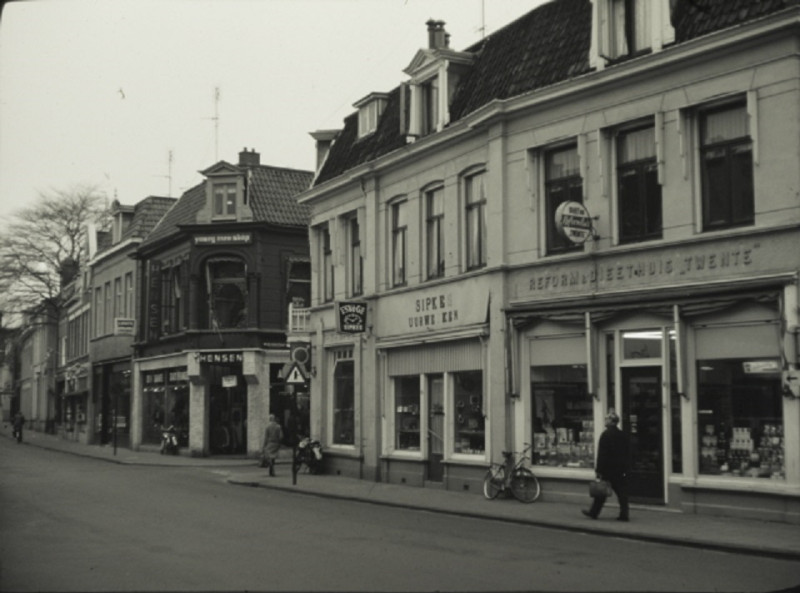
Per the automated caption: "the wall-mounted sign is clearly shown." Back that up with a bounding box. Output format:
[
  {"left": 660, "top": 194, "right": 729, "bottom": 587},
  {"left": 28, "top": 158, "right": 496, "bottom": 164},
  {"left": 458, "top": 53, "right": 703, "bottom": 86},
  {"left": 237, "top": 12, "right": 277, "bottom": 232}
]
[
  {"left": 114, "top": 318, "right": 135, "bottom": 336},
  {"left": 285, "top": 363, "right": 308, "bottom": 385},
  {"left": 222, "top": 375, "right": 238, "bottom": 388},
  {"left": 743, "top": 360, "right": 780, "bottom": 374},
  {"left": 194, "top": 233, "right": 252, "bottom": 246},
  {"left": 198, "top": 351, "right": 243, "bottom": 364},
  {"left": 555, "top": 201, "right": 593, "bottom": 244},
  {"left": 337, "top": 301, "right": 367, "bottom": 333}
]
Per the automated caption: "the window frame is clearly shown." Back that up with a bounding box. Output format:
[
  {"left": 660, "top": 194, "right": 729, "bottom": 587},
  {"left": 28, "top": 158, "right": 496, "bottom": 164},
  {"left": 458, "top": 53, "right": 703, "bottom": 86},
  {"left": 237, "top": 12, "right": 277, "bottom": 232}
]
[
  {"left": 544, "top": 144, "right": 584, "bottom": 255},
  {"left": 390, "top": 200, "right": 408, "bottom": 288},
  {"left": 424, "top": 185, "right": 445, "bottom": 280},
  {"left": 348, "top": 216, "right": 363, "bottom": 297},
  {"left": 212, "top": 182, "right": 237, "bottom": 219},
  {"left": 464, "top": 170, "right": 487, "bottom": 270},
  {"left": 321, "top": 225, "right": 334, "bottom": 302},
  {"left": 615, "top": 122, "right": 662, "bottom": 244}
]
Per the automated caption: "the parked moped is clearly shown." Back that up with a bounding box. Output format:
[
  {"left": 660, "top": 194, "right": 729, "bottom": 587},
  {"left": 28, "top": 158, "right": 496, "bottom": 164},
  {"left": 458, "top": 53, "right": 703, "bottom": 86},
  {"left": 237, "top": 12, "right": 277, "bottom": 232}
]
[
  {"left": 295, "top": 437, "right": 323, "bottom": 474},
  {"left": 160, "top": 425, "right": 180, "bottom": 455}
]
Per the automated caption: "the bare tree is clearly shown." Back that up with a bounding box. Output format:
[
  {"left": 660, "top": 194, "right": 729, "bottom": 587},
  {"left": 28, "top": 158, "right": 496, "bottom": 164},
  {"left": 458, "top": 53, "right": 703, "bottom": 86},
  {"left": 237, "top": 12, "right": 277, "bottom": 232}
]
[{"left": 0, "top": 185, "right": 110, "bottom": 319}]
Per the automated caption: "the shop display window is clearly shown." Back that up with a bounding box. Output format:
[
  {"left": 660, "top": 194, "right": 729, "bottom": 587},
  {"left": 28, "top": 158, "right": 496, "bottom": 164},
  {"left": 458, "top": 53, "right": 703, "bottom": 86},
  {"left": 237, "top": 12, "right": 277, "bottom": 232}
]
[
  {"left": 142, "top": 368, "right": 189, "bottom": 446},
  {"left": 453, "top": 371, "right": 484, "bottom": 454},
  {"left": 395, "top": 376, "right": 421, "bottom": 451},
  {"left": 697, "top": 359, "right": 784, "bottom": 480},
  {"left": 532, "top": 364, "right": 594, "bottom": 468},
  {"left": 333, "top": 360, "right": 355, "bottom": 445}
]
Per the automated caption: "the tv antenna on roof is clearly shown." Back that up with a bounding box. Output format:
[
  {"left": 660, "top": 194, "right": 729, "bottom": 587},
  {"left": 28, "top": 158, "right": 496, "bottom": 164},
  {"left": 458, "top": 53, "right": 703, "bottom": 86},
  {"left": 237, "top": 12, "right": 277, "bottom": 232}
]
[{"left": 209, "top": 86, "right": 220, "bottom": 161}]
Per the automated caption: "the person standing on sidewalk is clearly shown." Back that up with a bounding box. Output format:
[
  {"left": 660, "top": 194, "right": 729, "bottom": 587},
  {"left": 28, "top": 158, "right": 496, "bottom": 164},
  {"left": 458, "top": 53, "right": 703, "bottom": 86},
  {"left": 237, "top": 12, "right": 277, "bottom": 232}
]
[
  {"left": 12, "top": 411, "right": 26, "bottom": 443},
  {"left": 583, "top": 410, "right": 630, "bottom": 521},
  {"left": 262, "top": 415, "right": 283, "bottom": 477}
]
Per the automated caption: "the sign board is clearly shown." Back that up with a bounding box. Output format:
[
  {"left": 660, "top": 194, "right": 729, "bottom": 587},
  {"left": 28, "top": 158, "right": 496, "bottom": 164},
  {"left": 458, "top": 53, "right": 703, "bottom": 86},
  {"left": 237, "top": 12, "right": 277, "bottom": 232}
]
[
  {"left": 222, "top": 375, "right": 238, "bottom": 388},
  {"left": 198, "top": 352, "right": 243, "bottom": 364},
  {"left": 336, "top": 301, "right": 367, "bottom": 333},
  {"left": 114, "top": 318, "right": 135, "bottom": 336},
  {"left": 285, "top": 362, "right": 308, "bottom": 385},
  {"left": 743, "top": 360, "right": 780, "bottom": 374},
  {"left": 194, "top": 233, "right": 252, "bottom": 246},
  {"left": 555, "top": 201, "right": 593, "bottom": 244}
]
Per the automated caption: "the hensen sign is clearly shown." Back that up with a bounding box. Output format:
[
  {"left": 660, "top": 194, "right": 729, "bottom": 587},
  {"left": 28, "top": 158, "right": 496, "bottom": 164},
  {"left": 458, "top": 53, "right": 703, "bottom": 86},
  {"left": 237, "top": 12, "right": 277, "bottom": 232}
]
[{"left": 337, "top": 301, "right": 367, "bottom": 333}]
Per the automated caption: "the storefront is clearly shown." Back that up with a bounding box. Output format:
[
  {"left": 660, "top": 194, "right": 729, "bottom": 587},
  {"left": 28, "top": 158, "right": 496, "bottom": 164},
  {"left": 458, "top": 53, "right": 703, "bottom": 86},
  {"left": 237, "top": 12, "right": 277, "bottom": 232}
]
[
  {"left": 59, "top": 363, "right": 91, "bottom": 444},
  {"left": 141, "top": 366, "right": 189, "bottom": 448},
  {"left": 93, "top": 361, "right": 132, "bottom": 448}
]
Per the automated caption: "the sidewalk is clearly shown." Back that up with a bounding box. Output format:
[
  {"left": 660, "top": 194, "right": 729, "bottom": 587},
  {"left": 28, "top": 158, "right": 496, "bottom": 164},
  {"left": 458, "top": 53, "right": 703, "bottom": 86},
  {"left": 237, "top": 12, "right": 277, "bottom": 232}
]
[{"left": 5, "top": 423, "right": 800, "bottom": 562}]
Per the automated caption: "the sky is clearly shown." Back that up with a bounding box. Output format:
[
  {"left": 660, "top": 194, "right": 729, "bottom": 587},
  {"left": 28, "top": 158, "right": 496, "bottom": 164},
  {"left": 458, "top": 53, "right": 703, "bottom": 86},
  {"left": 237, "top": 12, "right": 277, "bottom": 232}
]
[{"left": 0, "top": 0, "right": 547, "bottom": 223}]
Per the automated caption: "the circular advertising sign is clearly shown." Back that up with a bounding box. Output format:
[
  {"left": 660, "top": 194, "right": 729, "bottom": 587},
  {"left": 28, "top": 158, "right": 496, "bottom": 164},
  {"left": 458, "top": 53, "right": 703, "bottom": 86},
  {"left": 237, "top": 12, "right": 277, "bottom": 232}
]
[{"left": 554, "top": 201, "right": 594, "bottom": 244}]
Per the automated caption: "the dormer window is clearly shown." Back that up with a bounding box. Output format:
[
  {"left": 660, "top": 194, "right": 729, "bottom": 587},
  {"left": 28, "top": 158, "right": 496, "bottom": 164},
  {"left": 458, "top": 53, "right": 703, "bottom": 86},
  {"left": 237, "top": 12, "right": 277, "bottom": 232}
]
[
  {"left": 213, "top": 182, "right": 237, "bottom": 218},
  {"left": 591, "top": 0, "right": 674, "bottom": 69},
  {"left": 354, "top": 93, "right": 388, "bottom": 138},
  {"left": 421, "top": 78, "right": 439, "bottom": 136},
  {"left": 610, "top": 0, "right": 651, "bottom": 57}
]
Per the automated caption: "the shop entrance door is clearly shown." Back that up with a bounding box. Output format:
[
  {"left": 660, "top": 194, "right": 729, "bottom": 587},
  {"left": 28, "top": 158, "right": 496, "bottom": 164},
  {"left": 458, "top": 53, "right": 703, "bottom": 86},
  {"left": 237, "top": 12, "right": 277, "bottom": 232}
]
[
  {"left": 621, "top": 367, "right": 664, "bottom": 504},
  {"left": 427, "top": 374, "right": 445, "bottom": 482},
  {"left": 208, "top": 364, "right": 247, "bottom": 455}
]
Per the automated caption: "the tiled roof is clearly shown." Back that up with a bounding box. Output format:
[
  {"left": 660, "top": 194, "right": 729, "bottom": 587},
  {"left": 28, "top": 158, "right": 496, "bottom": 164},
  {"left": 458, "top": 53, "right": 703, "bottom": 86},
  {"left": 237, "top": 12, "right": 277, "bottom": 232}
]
[
  {"left": 139, "top": 164, "right": 313, "bottom": 250},
  {"left": 314, "top": 0, "right": 795, "bottom": 187},
  {"left": 122, "top": 196, "right": 177, "bottom": 241}
]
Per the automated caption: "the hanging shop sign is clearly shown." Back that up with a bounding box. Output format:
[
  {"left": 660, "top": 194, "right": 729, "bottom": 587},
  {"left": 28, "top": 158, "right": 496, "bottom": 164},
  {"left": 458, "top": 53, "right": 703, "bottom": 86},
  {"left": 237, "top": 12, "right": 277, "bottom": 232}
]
[
  {"left": 336, "top": 301, "right": 367, "bottom": 333},
  {"left": 555, "top": 201, "right": 594, "bottom": 244},
  {"left": 194, "top": 233, "right": 252, "bottom": 246},
  {"left": 198, "top": 351, "right": 244, "bottom": 364}
]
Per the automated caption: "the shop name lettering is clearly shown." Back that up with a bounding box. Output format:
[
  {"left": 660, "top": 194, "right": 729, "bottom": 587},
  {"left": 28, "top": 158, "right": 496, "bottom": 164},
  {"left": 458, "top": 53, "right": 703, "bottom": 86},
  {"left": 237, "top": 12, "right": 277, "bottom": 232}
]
[
  {"left": 198, "top": 352, "right": 243, "bottom": 363},
  {"left": 409, "top": 294, "right": 459, "bottom": 328},
  {"left": 194, "top": 233, "right": 251, "bottom": 245},
  {"left": 528, "top": 247, "right": 756, "bottom": 292}
]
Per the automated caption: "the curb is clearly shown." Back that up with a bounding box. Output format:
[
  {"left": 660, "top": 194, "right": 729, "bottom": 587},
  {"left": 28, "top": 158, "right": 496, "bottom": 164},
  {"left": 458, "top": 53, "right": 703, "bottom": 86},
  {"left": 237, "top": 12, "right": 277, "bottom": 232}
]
[{"left": 226, "top": 477, "right": 800, "bottom": 562}]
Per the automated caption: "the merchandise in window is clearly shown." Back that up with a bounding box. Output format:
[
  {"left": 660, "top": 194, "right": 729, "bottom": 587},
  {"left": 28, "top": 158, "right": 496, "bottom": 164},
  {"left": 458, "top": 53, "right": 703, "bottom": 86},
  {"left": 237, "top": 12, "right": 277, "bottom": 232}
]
[
  {"left": 700, "top": 103, "right": 754, "bottom": 231},
  {"left": 532, "top": 365, "right": 594, "bottom": 468},
  {"left": 697, "top": 359, "right": 784, "bottom": 479},
  {"left": 333, "top": 360, "right": 355, "bottom": 445},
  {"left": 453, "top": 371, "right": 484, "bottom": 454},
  {"left": 142, "top": 368, "right": 189, "bottom": 446},
  {"left": 395, "top": 376, "right": 421, "bottom": 450}
]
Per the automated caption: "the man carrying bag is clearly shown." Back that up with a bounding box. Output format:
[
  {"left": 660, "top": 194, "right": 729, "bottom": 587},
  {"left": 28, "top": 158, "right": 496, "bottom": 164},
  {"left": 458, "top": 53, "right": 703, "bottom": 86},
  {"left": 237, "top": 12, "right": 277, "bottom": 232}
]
[{"left": 583, "top": 410, "right": 630, "bottom": 521}]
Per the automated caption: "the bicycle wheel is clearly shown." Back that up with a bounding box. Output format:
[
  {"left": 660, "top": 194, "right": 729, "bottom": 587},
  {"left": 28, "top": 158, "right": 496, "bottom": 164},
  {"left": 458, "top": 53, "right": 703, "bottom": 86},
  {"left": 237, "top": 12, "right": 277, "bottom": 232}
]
[
  {"left": 510, "top": 467, "right": 540, "bottom": 503},
  {"left": 482, "top": 466, "right": 505, "bottom": 500}
]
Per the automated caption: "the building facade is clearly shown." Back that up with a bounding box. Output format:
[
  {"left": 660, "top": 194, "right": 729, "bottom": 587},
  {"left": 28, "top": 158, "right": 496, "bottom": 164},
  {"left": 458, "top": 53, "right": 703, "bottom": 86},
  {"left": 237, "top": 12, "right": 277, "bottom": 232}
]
[
  {"left": 297, "top": 0, "right": 800, "bottom": 522},
  {"left": 132, "top": 149, "right": 314, "bottom": 457}
]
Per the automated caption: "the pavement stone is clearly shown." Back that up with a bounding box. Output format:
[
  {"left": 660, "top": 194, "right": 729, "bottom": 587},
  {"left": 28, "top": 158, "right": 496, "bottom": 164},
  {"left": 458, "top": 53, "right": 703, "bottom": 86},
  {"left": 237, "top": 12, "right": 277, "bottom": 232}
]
[{"left": 4, "top": 422, "right": 800, "bottom": 562}]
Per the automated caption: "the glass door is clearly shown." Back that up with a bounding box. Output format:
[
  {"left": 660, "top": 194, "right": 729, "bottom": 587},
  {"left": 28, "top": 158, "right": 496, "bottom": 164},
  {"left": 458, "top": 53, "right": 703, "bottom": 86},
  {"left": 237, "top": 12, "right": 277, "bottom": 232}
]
[
  {"left": 621, "top": 366, "right": 664, "bottom": 503},
  {"left": 427, "top": 374, "right": 444, "bottom": 482}
]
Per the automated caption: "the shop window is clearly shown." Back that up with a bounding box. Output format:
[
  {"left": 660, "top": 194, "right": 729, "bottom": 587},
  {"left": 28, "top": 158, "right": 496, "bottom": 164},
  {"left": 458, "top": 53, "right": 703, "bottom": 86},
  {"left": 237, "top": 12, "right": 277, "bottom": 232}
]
[
  {"left": 203, "top": 258, "right": 247, "bottom": 329},
  {"left": 142, "top": 368, "right": 189, "bottom": 446},
  {"left": 395, "top": 376, "right": 421, "bottom": 451},
  {"left": 453, "top": 370, "right": 484, "bottom": 455},
  {"left": 697, "top": 359, "right": 784, "bottom": 479},
  {"left": 700, "top": 102, "right": 754, "bottom": 231},
  {"left": 532, "top": 365, "right": 594, "bottom": 468},
  {"left": 465, "top": 171, "right": 486, "bottom": 270},
  {"left": 668, "top": 332, "right": 682, "bottom": 474},
  {"left": 425, "top": 186, "right": 444, "bottom": 279},
  {"left": 617, "top": 125, "right": 661, "bottom": 243},
  {"left": 333, "top": 359, "right": 355, "bottom": 446},
  {"left": 545, "top": 145, "right": 583, "bottom": 254},
  {"left": 391, "top": 201, "right": 407, "bottom": 287}
]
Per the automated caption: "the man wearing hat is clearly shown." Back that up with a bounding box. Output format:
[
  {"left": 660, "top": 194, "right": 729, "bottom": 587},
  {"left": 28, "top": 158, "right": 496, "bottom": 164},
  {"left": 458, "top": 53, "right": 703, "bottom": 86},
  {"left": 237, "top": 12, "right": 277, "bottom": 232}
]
[{"left": 583, "top": 410, "right": 630, "bottom": 521}]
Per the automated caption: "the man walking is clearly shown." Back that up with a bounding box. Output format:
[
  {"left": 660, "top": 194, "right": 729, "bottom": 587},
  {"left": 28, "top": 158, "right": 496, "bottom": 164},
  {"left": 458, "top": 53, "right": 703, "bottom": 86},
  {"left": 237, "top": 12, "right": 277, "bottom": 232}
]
[
  {"left": 262, "top": 414, "right": 283, "bottom": 477},
  {"left": 12, "top": 411, "right": 25, "bottom": 443},
  {"left": 583, "top": 410, "right": 630, "bottom": 521}
]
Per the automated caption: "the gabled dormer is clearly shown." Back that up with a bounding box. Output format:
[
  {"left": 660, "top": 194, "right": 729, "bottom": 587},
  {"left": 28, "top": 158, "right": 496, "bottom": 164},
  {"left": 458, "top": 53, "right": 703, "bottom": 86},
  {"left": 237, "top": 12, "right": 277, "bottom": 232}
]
[
  {"left": 590, "top": 0, "right": 676, "bottom": 70},
  {"left": 110, "top": 199, "right": 135, "bottom": 244},
  {"left": 195, "top": 148, "right": 257, "bottom": 224},
  {"left": 354, "top": 92, "right": 389, "bottom": 139},
  {"left": 403, "top": 20, "right": 474, "bottom": 140}
]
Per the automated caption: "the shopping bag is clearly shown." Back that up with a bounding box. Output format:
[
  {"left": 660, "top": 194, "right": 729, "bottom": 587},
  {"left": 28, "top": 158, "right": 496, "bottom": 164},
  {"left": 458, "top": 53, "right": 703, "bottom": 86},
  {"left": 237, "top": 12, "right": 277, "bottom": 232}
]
[{"left": 589, "top": 479, "right": 611, "bottom": 498}]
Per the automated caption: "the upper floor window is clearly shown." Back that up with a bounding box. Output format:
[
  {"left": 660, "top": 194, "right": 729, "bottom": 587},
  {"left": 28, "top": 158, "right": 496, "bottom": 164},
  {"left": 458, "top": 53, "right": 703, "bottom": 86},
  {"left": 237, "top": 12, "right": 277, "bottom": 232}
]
[
  {"left": 391, "top": 201, "right": 407, "bottom": 287},
  {"left": 355, "top": 94, "right": 388, "bottom": 138},
  {"left": 421, "top": 78, "right": 439, "bottom": 136},
  {"left": 348, "top": 217, "right": 363, "bottom": 296},
  {"left": 160, "top": 265, "right": 184, "bottom": 335},
  {"left": 287, "top": 259, "right": 311, "bottom": 309},
  {"left": 545, "top": 145, "right": 583, "bottom": 254},
  {"left": 204, "top": 258, "right": 247, "bottom": 329},
  {"left": 104, "top": 282, "right": 113, "bottom": 335},
  {"left": 94, "top": 287, "right": 103, "bottom": 337},
  {"left": 425, "top": 186, "right": 445, "bottom": 279},
  {"left": 213, "top": 183, "right": 237, "bottom": 218},
  {"left": 700, "top": 102, "right": 754, "bottom": 231},
  {"left": 465, "top": 172, "right": 486, "bottom": 269},
  {"left": 617, "top": 125, "right": 661, "bottom": 243},
  {"left": 124, "top": 272, "right": 133, "bottom": 318},
  {"left": 321, "top": 226, "right": 334, "bottom": 302},
  {"left": 610, "top": 0, "right": 651, "bottom": 57}
]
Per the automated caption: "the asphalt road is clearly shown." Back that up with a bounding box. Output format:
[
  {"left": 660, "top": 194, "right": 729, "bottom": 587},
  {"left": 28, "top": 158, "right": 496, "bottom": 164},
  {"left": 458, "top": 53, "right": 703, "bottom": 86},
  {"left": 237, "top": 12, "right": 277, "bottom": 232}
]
[{"left": 1, "top": 439, "right": 798, "bottom": 592}]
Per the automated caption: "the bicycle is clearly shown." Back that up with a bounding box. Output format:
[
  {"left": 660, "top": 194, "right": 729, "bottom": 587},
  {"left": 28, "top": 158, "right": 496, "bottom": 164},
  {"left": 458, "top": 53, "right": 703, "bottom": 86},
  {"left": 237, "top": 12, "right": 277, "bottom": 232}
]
[{"left": 482, "top": 443, "right": 541, "bottom": 503}]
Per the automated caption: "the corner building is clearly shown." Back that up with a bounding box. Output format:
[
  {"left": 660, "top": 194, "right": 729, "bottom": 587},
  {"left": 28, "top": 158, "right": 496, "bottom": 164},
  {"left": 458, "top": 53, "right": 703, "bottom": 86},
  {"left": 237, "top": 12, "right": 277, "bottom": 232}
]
[
  {"left": 297, "top": 0, "right": 800, "bottom": 523},
  {"left": 132, "top": 149, "right": 313, "bottom": 457}
]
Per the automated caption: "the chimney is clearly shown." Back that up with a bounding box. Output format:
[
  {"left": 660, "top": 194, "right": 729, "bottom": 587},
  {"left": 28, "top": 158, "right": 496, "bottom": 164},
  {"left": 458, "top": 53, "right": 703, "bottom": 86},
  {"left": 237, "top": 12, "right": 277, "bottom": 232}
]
[
  {"left": 309, "top": 130, "right": 340, "bottom": 172},
  {"left": 238, "top": 147, "right": 260, "bottom": 167},
  {"left": 426, "top": 19, "right": 448, "bottom": 49}
]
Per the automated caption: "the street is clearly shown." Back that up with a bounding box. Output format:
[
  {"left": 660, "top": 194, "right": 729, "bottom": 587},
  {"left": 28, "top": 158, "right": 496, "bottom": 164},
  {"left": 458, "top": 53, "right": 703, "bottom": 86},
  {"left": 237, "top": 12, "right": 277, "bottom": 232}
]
[{"left": 1, "top": 439, "right": 798, "bottom": 592}]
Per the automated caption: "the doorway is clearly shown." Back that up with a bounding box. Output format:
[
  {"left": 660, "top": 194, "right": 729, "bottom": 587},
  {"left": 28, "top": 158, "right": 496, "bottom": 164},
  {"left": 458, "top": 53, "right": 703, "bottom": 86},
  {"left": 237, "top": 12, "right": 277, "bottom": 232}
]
[
  {"left": 207, "top": 363, "right": 247, "bottom": 455},
  {"left": 427, "top": 374, "right": 444, "bottom": 482},
  {"left": 621, "top": 366, "right": 664, "bottom": 504}
]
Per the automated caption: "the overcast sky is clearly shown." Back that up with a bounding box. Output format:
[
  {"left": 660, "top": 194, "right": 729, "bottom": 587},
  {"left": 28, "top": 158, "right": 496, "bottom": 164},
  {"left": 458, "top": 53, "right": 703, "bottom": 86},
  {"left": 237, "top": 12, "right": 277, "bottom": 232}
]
[{"left": 0, "top": 0, "right": 546, "bottom": 223}]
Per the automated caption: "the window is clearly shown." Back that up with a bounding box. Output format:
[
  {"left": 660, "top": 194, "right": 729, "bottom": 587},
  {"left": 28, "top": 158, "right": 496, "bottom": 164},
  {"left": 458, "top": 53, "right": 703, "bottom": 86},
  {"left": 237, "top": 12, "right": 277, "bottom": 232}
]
[
  {"left": 395, "top": 376, "right": 421, "bottom": 450},
  {"left": 617, "top": 125, "right": 661, "bottom": 243},
  {"left": 321, "top": 227, "right": 334, "bottom": 302},
  {"left": 453, "top": 371, "right": 484, "bottom": 455},
  {"left": 425, "top": 186, "right": 444, "bottom": 279},
  {"left": 124, "top": 272, "right": 133, "bottom": 318},
  {"left": 391, "top": 201, "right": 407, "bottom": 287},
  {"left": 349, "top": 218, "right": 363, "bottom": 296},
  {"left": 114, "top": 277, "right": 122, "bottom": 321},
  {"left": 531, "top": 364, "right": 594, "bottom": 468},
  {"left": 333, "top": 358, "right": 355, "bottom": 446},
  {"left": 94, "top": 287, "right": 103, "bottom": 337},
  {"left": 465, "top": 172, "right": 487, "bottom": 269},
  {"left": 104, "top": 282, "right": 112, "bottom": 336},
  {"left": 545, "top": 145, "right": 583, "bottom": 254},
  {"left": 421, "top": 78, "right": 439, "bottom": 136},
  {"left": 161, "top": 265, "right": 183, "bottom": 335},
  {"left": 356, "top": 96, "right": 387, "bottom": 138},
  {"left": 213, "top": 183, "right": 237, "bottom": 217},
  {"left": 287, "top": 259, "right": 311, "bottom": 310},
  {"left": 700, "top": 103, "right": 754, "bottom": 231},
  {"left": 204, "top": 258, "right": 247, "bottom": 329},
  {"left": 697, "top": 359, "right": 783, "bottom": 480},
  {"left": 610, "top": 0, "right": 651, "bottom": 58}
]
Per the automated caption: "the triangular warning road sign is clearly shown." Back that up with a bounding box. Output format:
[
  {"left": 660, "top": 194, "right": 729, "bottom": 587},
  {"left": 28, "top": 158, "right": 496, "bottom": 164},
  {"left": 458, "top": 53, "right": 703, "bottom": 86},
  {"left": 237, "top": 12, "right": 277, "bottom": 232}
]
[{"left": 285, "top": 362, "right": 308, "bottom": 384}]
